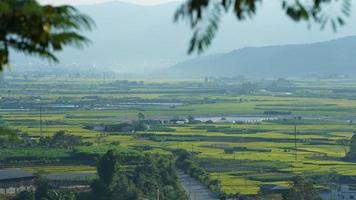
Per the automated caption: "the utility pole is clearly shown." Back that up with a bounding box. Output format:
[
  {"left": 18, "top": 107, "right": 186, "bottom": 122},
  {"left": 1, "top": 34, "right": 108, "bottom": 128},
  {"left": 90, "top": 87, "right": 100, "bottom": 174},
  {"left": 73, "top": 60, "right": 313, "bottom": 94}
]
[
  {"left": 45, "top": 120, "right": 48, "bottom": 137},
  {"left": 218, "top": 155, "right": 222, "bottom": 189},
  {"left": 40, "top": 104, "right": 43, "bottom": 137},
  {"left": 189, "top": 174, "right": 192, "bottom": 200},
  {"left": 191, "top": 144, "right": 195, "bottom": 164},
  {"left": 294, "top": 116, "right": 302, "bottom": 165},
  {"left": 190, "top": 144, "right": 194, "bottom": 200},
  {"left": 294, "top": 122, "right": 297, "bottom": 161},
  {"left": 37, "top": 99, "right": 43, "bottom": 137},
  {"left": 156, "top": 188, "right": 160, "bottom": 200}
]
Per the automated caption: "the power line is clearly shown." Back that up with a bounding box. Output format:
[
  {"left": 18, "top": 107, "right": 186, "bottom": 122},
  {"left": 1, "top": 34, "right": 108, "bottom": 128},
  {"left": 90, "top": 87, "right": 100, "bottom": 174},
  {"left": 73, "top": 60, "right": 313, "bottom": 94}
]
[
  {"left": 294, "top": 122, "right": 297, "bottom": 161},
  {"left": 39, "top": 101, "right": 43, "bottom": 137}
]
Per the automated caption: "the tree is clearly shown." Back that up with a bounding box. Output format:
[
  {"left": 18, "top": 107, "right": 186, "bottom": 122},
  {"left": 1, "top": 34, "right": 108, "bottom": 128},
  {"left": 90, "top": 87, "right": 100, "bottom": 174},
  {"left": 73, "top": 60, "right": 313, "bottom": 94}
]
[
  {"left": 340, "top": 139, "right": 350, "bottom": 156},
  {"left": 7, "top": 130, "right": 20, "bottom": 143},
  {"left": 0, "top": 127, "right": 20, "bottom": 146},
  {"left": 0, "top": 0, "right": 93, "bottom": 70},
  {"left": 345, "top": 133, "right": 356, "bottom": 161},
  {"left": 133, "top": 155, "right": 159, "bottom": 196},
  {"left": 175, "top": 0, "right": 352, "bottom": 54},
  {"left": 90, "top": 150, "right": 122, "bottom": 200},
  {"left": 34, "top": 176, "right": 50, "bottom": 200},
  {"left": 284, "top": 176, "right": 321, "bottom": 200},
  {"left": 50, "top": 130, "right": 83, "bottom": 148},
  {"left": 137, "top": 112, "right": 145, "bottom": 121},
  {"left": 110, "top": 176, "right": 141, "bottom": 200},
  {"left": 97, "top": 149, "right": 120, "bottom": 186},
  {"left": 187, "top": 115, "right": 195, "bottom": 123},
  {"left": 90, "top": 150, "right": 187, "bottom": 200}
]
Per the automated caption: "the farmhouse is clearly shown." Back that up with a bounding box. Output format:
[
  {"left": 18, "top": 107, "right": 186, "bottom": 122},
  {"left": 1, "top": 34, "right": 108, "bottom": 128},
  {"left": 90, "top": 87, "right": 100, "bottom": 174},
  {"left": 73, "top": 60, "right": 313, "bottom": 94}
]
[
  {"left": 141, "top": 119, "right": 163, "bottom": 125},
  {"left": 93, "top": 126, "right": 105, "bottom": 131},
  {"left": 331, "top": 176, "right": 356, "bottom": 200},
  {"left": 0, "top": 169, "right": 35, "bottom": 195},
  {"left": 224, "top": 147, "right": 235, "bottom": 154},
  {"left": 170, "top": 119, "right": 186, "bottom": 124},
  {"left": 259, "top": 184, "right": 289, "bottom": 199},
  {"left": 260, "top": 184, "right": 289, "bottom": 194}
]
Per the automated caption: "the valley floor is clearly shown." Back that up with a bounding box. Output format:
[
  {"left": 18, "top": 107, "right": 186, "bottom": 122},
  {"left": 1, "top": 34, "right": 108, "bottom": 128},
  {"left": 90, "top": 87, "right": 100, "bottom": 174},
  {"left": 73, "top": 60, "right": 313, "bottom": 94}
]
[{"left": 1, "top": 75, "right": 356, "bottom": 195}]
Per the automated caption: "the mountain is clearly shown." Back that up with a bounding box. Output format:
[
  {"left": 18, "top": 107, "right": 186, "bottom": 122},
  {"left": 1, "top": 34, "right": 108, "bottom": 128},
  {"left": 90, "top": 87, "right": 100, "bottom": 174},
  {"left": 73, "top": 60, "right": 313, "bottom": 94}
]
[
  {"left": 169, "top": 36, "right": 356, "bottom": 77},
  {"left": 10, "top": 1, "right": 356, "bottom": 72}
]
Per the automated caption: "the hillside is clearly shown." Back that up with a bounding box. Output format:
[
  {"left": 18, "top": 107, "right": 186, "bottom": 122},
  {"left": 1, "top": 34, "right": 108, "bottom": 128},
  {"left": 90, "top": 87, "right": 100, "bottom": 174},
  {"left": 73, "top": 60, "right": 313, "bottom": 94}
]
[{"left": 170, "top": 36, "right": 356, "bottom": 77}]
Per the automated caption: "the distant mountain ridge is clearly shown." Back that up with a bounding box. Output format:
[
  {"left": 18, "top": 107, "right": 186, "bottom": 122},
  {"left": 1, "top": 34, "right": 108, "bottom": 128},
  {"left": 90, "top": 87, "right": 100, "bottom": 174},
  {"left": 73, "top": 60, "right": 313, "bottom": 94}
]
[
  {"left": 170, "top": 36, "right": 356, "bottom": 77},
  {"left": 11, "top": 1, "right": 356, "bottom": 72}
]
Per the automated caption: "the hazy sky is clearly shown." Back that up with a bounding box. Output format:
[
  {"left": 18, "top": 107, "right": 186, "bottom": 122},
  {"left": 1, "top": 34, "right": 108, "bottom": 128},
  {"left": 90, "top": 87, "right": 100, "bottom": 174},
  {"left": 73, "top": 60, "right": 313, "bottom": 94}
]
[
  {"left": 23, "top": 0, "right": 356, "bottom": 71},
  {"left": 38, "top": 0, "right": 181, "bottom": 5}
]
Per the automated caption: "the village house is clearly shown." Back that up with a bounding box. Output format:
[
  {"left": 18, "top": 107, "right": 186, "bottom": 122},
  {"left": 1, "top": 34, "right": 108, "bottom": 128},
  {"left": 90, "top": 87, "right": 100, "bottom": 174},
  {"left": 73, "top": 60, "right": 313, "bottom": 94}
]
[
  {"left": 0, "top": 169, "right": 35, "bottom": 196},
  {"left": 330, "top": 176, "right": 356, "bottom": 200},
  {"left": 259, "top": 184, "right": 289, "bottom": 199}
]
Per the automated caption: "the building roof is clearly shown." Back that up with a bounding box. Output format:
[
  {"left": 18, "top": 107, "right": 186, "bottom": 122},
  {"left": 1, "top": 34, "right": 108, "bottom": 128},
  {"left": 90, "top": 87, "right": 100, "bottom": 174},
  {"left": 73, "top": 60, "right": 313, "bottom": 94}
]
[
  {"left": 260, "top": 184, "right": 289, "bottom": 191},
  {"left": 260, "top": 184, "right": 276, "bottom": 190},
  {"left": 338, "top": 176, "right": 356, "bottom": 184},
  {"left": 0, "top": 169, "right": 34, "bottom": 181},
  {"left": 273, "top": 185, "right": 289, "bottom": 190}
]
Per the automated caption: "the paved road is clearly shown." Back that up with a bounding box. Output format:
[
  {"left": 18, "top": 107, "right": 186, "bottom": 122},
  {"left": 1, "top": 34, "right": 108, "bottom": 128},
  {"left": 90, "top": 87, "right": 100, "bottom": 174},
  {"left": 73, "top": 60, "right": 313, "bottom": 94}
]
[{"left": 176, "top": 170, "right": 218, "bottom": 200}]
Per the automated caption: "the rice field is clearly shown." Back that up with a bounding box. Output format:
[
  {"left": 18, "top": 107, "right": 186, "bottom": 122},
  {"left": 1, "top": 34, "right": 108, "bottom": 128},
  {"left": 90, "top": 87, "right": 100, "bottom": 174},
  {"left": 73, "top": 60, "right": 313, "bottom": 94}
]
[{"left": 1, "top": 75, "right": 356, "bottom": 195}]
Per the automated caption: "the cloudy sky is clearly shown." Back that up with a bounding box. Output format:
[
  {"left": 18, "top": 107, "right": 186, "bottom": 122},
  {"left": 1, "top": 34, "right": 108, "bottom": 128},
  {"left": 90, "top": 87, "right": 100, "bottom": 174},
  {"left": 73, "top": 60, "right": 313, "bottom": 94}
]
[{"left": 38, "top": 0, "right": 181, "bottom": 5}]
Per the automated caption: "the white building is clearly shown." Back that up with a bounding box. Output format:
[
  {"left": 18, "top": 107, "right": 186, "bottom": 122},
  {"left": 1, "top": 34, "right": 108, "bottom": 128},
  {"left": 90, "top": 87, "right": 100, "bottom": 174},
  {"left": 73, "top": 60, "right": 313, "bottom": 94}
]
[
  {"left": 330, "top": 176, "right": 356, "bottom": 200},
  {"left": 93, "top": 126, "right": 105, "bottom": 131}
]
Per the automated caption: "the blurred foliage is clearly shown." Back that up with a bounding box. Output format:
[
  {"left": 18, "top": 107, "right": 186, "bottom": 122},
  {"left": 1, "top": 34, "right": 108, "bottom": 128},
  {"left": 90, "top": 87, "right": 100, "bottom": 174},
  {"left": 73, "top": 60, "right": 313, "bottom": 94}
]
[
  {"left": 175, "top": 0, "right": 352, "bottom": 54},
  {"left": 0, "top": 0, "right": 94, "bottom": 70}
]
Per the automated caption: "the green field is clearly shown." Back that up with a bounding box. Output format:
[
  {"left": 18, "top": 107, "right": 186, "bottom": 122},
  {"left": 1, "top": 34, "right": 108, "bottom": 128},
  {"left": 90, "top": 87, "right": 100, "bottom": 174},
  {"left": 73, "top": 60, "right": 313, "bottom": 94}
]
[{"left": 1, "top": 74, "right": 356, "bottom": 195}]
